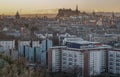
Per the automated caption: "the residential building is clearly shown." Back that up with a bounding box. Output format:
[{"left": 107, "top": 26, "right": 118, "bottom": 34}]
[
  {"left": 18, "top": 39, "right": 52, "bottom": 65},
  {"left": 108, "top": 49, "right": 120, "bottom": 76},
  {"left": 0, "top": 39, "right": 15, "bottom": 51},
  {"left": 48, "top": 40, "right": 111, "bottom": 77}
]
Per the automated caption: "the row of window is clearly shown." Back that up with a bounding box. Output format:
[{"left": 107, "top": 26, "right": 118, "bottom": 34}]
[
  {"left": 109, "top": 58, "right": 120, "bottom": 62},
  {"left": 0, "top": 42, "right": 14, "bottom": 44},
  {"left": 109, "top": 54, "right": 120, "bottom": 57},
  {"left": 62, "top": 57, "right": 83, "bottom": 62},
  {"left": 62, "top": 53, "right": 82, "bottom": 57},
  {"left": 62, "top": 60, "right": 83, "bottom": 66},
  {"left": 109, "top": 67, "right": 120, "bottom": 71},
  {"left": 109, "top": 63, "right": 120, "bottom": 66}
]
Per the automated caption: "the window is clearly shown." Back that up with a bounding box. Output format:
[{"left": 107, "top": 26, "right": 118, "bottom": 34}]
[
  {"left": 69, "top": 62, "right": 72, "bottom": 65},
  {"left": 116, "top": 54, "right": 120, "bottom": 57},
  {"left": 62, "top": 66, "right": 66, "bottom": 69},
  {"left": 116, "top": 67, "right": 120, "bottom": 70},
  {"left": 109, "top": 54, "right": 114, "bottom": 57},
  {"left": 63, "top": 61, "right": 66, "bottom": 64},
  {"left": 109, "top": 62, "right": 113, "bottom": 64},
  {"left": 69, "top": 54, "right": 73, "bottom": 57},
  {"left": 74, "top": 54, "right": 77, "bottom": 57},
  {"left": 109, "top": 58, "right": 114, "bottom": 61},
  {"left": 109, "top": 66, "right": 113, "bottom": 69},
  {"left": 116, "top": 59, "right": 120, "bottom": 62},
  {"left": 63, "top": 53, "right": 67, "bottom": 56},
  {"left": 63, "top": 57, "right": 67, "bottom": 60},
  {"left": 74, "top": 59, "right": 77, "bottom": 62},
  {"left": 69, "top": 58, "right": 73, "bottom": 61},
  {"left": 116, "top": 63, "right": 120, "bottom": 66}
]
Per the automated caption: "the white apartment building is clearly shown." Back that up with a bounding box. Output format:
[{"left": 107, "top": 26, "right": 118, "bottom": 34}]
[
  {"left": 48, "top": 40, "right": 111, "bottom": 77},
  {"left": 89, "top": 50, "right": 106, "bottom": 76},
  {"left": 108, "top": 49, "right": 120, "bottom": 75},
  {"left": 18, "top": 40, "right": 31, "bottom": 46},
  {"left": 18, "top": 40, "right": 41, "bottom": 47},
  {"left": 0, "top": 40, "right": 15, "bottom": 51},
  {"left": 48, "top": 46, "right": 84, "bottom": 77},
  {"left": 62, "top": 37, "right": 83, "bottom": 45},
  {"left": 58, "top": 33, "right": 77, "bottom": 45}
]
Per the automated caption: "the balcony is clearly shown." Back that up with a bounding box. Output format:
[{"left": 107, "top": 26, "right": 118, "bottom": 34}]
[
  {"left": 69, "top": 54, "right": 73, "bottom": 57},
  {"left": 62, "top": 57, "right": 67, "bottom": 60},
  {"left": 109, "top": 62, "right": 114, "bottom": 65},
  {"left": 109, "top": 54, "right": 114, "bottom": 57},
  {"left": 116, "top": 59, "right": 120, "bottom": 62},
  {"left": 116, "top": 54, "right": 120, "bottom": 57},
  {"left": 116, "top": 63, "right": 120, "bottom": 66},
  {"left": 109, "top": 58, "right": 114, "bottom": 61},
  {"left": 62, "top": 53, "right": 67, "bottom": 56},
  {"left": 68, "top": 58, "right": 73, "bottom": 61},
  {"left": 109, "top": 66, "right": 113, "bottom": 70},
  {"left": 62, "top": 61, "right": 67, "bottom": 65}
]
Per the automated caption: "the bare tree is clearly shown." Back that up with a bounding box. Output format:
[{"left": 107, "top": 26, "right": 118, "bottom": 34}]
[{"left": 65, "top": 65, "right": 83, "bottom": 77}]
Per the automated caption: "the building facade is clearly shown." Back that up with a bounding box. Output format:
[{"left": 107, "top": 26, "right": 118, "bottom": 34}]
[
  {"left": 18, "top": 39, "right": 53, "bottom": 65},
  {"left": 48, "top": 41, "right": 111, "bottom": 77},
  {"left": 0, "top": 40, "right": 15, "bottom": 51},
  {"left": 108, "top": 49, "right": 120, "bottom": 76}
]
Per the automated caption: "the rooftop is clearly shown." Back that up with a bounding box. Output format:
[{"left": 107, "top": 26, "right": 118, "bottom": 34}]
[
  {"left": 50, "top": 45, "right": 112, "bottom": 51},
  {"left": 67, "top": 40, "right": 100, "bottom": 45}
]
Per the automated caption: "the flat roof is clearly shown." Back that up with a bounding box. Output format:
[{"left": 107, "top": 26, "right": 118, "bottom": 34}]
[
  {"left": 50, "top": 45, "right": 112, "bottom": 51},
  {"left": 66, "top": 40, "right": 100, "bottom": 45}
]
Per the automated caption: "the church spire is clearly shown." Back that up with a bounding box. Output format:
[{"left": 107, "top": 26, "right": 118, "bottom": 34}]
[
  {"left": 112, "top": 12, "right": 115, "bottom": 19},
  {"left": 15, "top": 11, "right": 20, "bottom": 19},
  {"left": 76, "top": 5, "right": 78, "bottom": 12}
]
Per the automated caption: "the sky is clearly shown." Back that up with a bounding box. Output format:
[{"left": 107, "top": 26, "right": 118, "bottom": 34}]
[{"left": 0, "top": 0, "right": 120, "bottom": 15}]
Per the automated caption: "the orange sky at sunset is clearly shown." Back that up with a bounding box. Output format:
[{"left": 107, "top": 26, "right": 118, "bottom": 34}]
[{"left": 0, "top": 0, "right": 120, "bottom": 15}]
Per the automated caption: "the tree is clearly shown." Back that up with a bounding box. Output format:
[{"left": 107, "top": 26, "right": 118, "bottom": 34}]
[
  {"left": 31, "top": 26, "right": 39, "bottom": 33},
  {"left": 64, "top": 65, "right": 83, "bottom": 77},
  {"left": 0, "top": 53, "right": 51, "bottom": 77}
]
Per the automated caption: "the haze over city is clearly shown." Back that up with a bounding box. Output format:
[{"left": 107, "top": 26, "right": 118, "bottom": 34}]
[
  {"left": 0, "top": 0, "right": 120, "bottom": 15},
  {"left": 0, "top": 0, "right": 120, "bottom": 77}
]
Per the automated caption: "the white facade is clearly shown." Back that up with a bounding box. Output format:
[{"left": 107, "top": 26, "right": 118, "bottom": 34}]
[
  {"left": 18, "top": 40, "right": 41, "bottom": 47},
  {"left": 58, "top": 33, "right": 77, "bottom": 45},
  {"left": 61, "top": 49, "right": 84, "bottom": 72},
  {"left": 0, "top": 40, "right": 15, "bottom": 51},
  {"left": 52, "top": 49, "right": 61, "bottom": 72},
  {"left": 34, "top": 32, "right": 53, "bottom": 39},
  {"left": 34, "top": 33, "right": 45, "bottom": 39},
  {"left": 62, "top": 37, "right": 83, "bottom": 45},
  {"left": 18, "top": 40, "right": 31, "bottom": 46},
  {"left": 108, "top": 50, "right": 120, "bottom": 74},
  {"left": 51, "top": 48, "right": 84, "bottom": 73},
  {"left": 32, "top": 41, "right": 41, "bottom": 47},
  {"left": 89, "top": 50, "right": 106, "bottom": 75},
  {"left": 45, "top": 33, "right": 53, "bottom": 37},
  {"left": 48, "top": 46, "right": 108, "bottom": 77}
]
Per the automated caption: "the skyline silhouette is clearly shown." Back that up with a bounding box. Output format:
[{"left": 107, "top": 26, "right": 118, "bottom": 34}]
[{"left": 0, "top": 0, "right": 120, "bottom": 15}]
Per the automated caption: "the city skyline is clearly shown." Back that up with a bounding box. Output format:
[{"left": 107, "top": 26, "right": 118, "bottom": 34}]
[{"left": 0, "top": 0, "right": 120, "bottom": 15}]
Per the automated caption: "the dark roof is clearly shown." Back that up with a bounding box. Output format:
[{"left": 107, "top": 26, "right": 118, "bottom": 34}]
[{"left": 0, "top": 32, "right": 16, "bottom": 41}]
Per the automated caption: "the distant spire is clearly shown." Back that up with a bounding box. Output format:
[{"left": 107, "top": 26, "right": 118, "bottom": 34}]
[
  {"left": 92, "top": 11, "right": 95, "bottom": 16},
  {"left": 76, "top": 5, "right": 78, "bottom": 12},
  {"left": 112, "top": 12, "right": 115, "bottom": 19},
  {"left": 15, "top": 11, "right": 20, "bottom": 19}
]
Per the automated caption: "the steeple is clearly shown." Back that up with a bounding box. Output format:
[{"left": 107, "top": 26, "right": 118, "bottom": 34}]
[
  {"left": 76, "top": 5, "right": 78, "bottom": 12},
  {"left": 112, "top": 12, "right": 115, "bottom": 19},
  {"left": 92, "top": 11, "right": 95, "bottom": 16},
  {"left": 15, "top": 11, "right": 20, "bottom": 19}
]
